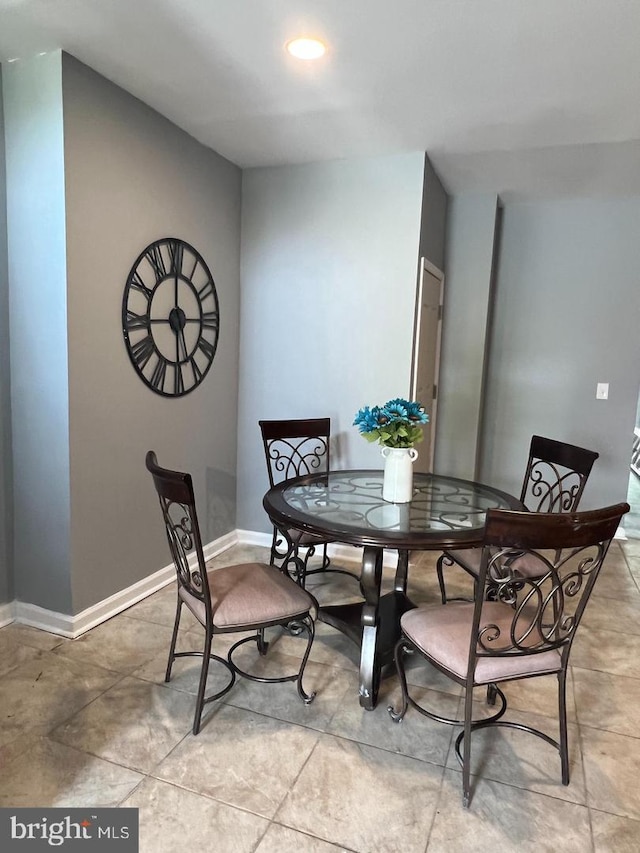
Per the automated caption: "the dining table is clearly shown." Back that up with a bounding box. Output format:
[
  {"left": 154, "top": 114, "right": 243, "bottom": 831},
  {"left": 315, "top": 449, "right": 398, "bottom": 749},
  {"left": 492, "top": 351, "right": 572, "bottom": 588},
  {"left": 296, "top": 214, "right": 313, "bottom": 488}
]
[{"left": 263, "top": 469, "right": 524, "bottom": 710}]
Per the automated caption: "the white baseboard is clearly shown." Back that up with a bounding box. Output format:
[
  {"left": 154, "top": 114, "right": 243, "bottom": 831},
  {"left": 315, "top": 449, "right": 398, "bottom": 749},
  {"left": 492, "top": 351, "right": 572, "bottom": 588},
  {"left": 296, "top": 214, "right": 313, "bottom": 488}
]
[
  {"left": 13, "top": 529, "right": 239, "bottom": 639},
  {"left": 0, "top": 601, "right": 15, "bottom": 629},
  {"left": 235, "top": 529, "right": 272, "bottom": 548}
]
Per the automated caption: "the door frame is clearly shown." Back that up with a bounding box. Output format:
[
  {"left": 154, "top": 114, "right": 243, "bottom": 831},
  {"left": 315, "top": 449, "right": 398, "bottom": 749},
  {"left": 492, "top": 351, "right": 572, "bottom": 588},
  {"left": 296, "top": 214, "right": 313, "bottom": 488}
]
[{"left": 410, "top": 257, "right": 444, "bottom": 473}]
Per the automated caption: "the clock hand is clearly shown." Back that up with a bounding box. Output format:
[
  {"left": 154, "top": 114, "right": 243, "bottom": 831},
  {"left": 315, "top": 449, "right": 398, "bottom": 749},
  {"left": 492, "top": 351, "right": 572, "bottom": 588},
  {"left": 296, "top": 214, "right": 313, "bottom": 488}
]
[{"left": 179, "top": 328, "right": 189, "bottom": 361}]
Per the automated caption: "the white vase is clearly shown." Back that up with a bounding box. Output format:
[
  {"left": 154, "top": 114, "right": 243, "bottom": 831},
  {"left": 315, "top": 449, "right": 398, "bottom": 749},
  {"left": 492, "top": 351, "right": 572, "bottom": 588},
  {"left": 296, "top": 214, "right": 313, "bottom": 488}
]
[{"left": 381, "top": 447, "right": 418, "bottom": 503}]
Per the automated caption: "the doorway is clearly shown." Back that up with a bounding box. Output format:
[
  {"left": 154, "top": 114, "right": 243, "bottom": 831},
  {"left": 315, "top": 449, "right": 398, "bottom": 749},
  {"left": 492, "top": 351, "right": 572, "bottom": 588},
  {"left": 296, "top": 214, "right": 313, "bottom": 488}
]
[{"left": 410, "top": 258, "right": 444, "bottom": 474}]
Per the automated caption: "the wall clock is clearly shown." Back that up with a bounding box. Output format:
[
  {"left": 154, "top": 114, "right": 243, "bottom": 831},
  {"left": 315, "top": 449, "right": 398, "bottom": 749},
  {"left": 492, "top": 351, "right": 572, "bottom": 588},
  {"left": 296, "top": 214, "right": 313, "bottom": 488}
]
[{"left": 122, "top": 237, "right": 220, "bottom": 397}]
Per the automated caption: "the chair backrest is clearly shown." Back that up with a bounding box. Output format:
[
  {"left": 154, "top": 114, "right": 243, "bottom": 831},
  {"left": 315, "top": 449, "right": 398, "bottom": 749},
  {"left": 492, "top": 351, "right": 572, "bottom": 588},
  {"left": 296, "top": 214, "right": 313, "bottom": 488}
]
[
  {"left": 471, "top": 502, "right": 628, "bottom": 669},
  {"left": 146, "top": 451, "right": 212, "bottom": 621},
  {"left": 259, "top": 418, "right": 331, "bottom": 487},
  {"left": 520, "top": 435, "right": 599, "bottom": 512}
]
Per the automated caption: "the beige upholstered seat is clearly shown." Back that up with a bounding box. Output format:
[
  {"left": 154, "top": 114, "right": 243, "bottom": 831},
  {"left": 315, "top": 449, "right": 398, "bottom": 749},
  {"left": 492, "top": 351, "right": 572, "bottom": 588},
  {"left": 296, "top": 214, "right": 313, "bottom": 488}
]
[
  {"left": 390, "top": 502, "right": 628, "bottom": 808},
  {"left": 146, "top": 451, "right": 317, "bottom": 735},
  {"left": 178, "top": 562, "right": 314, "bottom": 630},
  {"left": 436, "top": 435, "right": 599, "bottom": 603}
]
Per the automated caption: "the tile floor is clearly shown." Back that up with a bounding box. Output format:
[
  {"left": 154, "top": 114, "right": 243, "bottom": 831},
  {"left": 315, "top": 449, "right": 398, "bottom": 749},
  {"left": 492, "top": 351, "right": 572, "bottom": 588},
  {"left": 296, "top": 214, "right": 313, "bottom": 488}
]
[{"left": 1, "top": 541, "right": 640, "bottom": 852}]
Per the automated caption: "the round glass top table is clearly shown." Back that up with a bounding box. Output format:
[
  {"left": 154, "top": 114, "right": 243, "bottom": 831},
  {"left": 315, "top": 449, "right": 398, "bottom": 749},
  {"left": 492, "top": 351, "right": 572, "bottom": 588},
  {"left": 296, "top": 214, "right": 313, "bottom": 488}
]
[{"left": 263, "top": 469, "right": 523, "bottom": 709}]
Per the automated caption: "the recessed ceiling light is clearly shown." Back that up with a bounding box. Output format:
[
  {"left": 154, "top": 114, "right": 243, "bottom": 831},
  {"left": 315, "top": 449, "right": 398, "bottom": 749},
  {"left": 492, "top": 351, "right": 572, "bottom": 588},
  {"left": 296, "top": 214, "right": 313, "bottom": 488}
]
[{"left": 286, "top": 37, "right": 326, "bottom": 60}]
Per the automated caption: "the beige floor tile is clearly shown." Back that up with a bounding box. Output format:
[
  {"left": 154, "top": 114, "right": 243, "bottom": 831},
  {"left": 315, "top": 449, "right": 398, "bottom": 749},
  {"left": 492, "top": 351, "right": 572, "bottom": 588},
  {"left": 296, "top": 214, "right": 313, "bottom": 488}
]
[
  {"left": 0, "top": 623, "right": 68, "bottom": 652},
  {"left": 227, "top": 653, "right": 354, "bottom": 731},
  {"left": 445, "top": 704, "right": 586, "bottom": 804},
  {"left": 207, "top": 543, "right": 272, "bottom": 568},
  {"left": 0, "top": 633, "right": 47, "bottom": 678},
  {"left": 591, "top": 809, "right": 640, "bottom": 852},
  {"left": 276, "top": 733, "right": 442, "bottom": 853},
  {"left": 50, "top": 676, "right": 194, "bottom": 773},
  {"left": 573, "top": 667, "right": 640, "bottom": 738},
  {"left": 52, "top": 614, "right": 173, "bottom": 674},
  {"left": 0, "top": 736, "right": 143, "bottom": 807},
  {"left": 329, "top": 679, "right": 457, "bottom": 766},
  {"left": 153, "top": 703, "right": 320, "bottom": 819},
  {"left": 0, "top": 652, "right": 122, "bottom": 748},
  {"left": 123, "top": 585, "right": 201, "bottom": 632},
  {"left": 428, "top": 768, "right": 592, "bottom": 852},
  {"left": 290, "top": 620, "right": 360, "bottom": 672},
  {"left": 571, "top": 627, "right": 640, "bottom": 678},
  {"left": 581, "top": 726, "right": 640, "bottom": 819},
  {"left": 490, "top": 670, "right": 577, "bottom": 722},
  {"left": 594, "top": 556, "right": 639, "bottom": 599},
  {"left": 122, "top": 777, "right": 268, "bottom": 853},
  {"left": 131, "top": 625, "right": 240, "bottom": 695},
  {"left": 581, "top": 595, "right": 640, "bottom": 636},
  {"left": 256, "top": 823, "right": 351, "bottom": 853}
]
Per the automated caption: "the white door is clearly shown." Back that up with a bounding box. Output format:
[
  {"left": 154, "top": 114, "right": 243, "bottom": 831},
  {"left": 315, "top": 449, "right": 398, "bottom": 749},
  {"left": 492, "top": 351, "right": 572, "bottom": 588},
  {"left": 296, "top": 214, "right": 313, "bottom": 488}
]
[{"left": 411, "top": 259, "right": 444, "bottom": 473}]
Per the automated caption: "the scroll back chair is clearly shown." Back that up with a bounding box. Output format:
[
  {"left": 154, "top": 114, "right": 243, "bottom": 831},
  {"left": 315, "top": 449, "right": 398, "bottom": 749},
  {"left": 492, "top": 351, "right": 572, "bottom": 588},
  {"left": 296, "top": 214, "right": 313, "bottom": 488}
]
[
  {"left": 390, "top": 501, "right": 628, "bottom": 808},
  {"left": 436, "top": 435, "right": 599, "bottom": 603},
  {"left": 259, "top": 418, "right": 358, "bottom": 588},
  {"left": 146, "top": 451, "right": 316, "bottom": 735}
]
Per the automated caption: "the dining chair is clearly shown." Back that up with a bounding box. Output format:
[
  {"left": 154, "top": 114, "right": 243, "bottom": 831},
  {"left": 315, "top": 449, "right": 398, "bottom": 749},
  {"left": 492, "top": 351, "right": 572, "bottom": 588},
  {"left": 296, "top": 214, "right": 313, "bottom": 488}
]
[
  {"left": 389, "top": 501, "right": 628, "bottom": 808},
  {"left": 146, "top": 451, "right": 317, "bottom": 735},
  {"left": 259, "top": 418, "right": 358, "bottom": 588},
  {"left": 436, "top": 435, "right": 599, "bottom": 603}
]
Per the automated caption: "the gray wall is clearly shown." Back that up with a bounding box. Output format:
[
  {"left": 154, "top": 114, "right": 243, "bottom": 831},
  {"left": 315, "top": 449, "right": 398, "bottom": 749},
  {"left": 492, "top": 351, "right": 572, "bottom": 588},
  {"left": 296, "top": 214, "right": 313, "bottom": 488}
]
[
  {"left": 2, "top": 52, "right": 242, "bottom": 616},
  {"left": 237, "top": 153, "right": 428, "bottom": 534},
  {"left": 435, "top": 195, "right": 499, "bottom": 479},
  {"left": 62, "top": 55, "right": 242, "bottom": 612},
  {"left": 480, "top": 197, "right": 640, "bottom": 508},
  {"left": 3, "top": 52, "right": 72, "bottom": 614},
  {"left": 0, "top": 65, "right": 12, "bottom": 606}
]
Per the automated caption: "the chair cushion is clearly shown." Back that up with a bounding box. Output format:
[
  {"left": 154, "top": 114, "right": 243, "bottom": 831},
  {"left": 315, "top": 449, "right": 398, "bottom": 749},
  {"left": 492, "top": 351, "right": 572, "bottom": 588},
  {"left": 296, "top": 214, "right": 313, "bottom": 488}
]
[
  {"left": 447, "top": 547, "right": 558, "bottom": 580},
  {"left": 179, "top": 562, "right": 314, "bottom": 630},
  {"left": 400, "top": 601, "right": 562, "bottom": 684}
]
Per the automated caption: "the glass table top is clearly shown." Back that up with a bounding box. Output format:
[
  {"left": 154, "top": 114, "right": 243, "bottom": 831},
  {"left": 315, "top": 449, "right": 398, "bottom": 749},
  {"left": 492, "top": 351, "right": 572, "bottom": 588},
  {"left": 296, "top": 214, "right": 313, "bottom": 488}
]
[{"left": 264, "top": 469, "right": 524, "bottom": 550}]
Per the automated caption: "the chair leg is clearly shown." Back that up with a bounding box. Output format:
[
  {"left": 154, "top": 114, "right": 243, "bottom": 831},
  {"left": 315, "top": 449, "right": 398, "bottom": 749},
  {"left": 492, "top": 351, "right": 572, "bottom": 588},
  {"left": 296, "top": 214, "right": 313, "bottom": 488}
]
[
  {"left": 388, "top": 639, "right": 411, "bottom": 723},
  {"left": 558, "top": 668, "right": 570, "bottom": 785},
  {"left": 462, "top": 685, "right": 475, "bottom": 808},
  {"left": 257, "top": 627, "right": 269, "bottom": 656},
  {"left": 193, "top": 629, "right": 213, "bottom": 736},
  {"left": 295, "top": 616, "right": 316, "bottom": 704},
  {"left": 165, "top": 598, "right": 183, "bottom": 683},
  {"left": 436, "top": 553, "right": 453, "bottom": 604},
  {"left": 269, "top": 527, "right": 279, "bottom": 565}
]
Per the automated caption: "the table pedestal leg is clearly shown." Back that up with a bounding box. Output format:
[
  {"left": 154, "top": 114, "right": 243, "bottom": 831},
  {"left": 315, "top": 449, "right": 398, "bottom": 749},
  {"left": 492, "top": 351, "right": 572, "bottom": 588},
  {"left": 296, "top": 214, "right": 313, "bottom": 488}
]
[{"left": 358, "top": 545, "right": 383, "bottom": 710}]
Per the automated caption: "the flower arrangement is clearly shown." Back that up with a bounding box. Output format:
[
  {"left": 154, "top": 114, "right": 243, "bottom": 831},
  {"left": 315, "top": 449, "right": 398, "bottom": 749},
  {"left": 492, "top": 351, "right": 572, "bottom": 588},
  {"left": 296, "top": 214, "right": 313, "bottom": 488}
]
[{"left": 353, "top": 398, "right": 429, "bottom": 448}]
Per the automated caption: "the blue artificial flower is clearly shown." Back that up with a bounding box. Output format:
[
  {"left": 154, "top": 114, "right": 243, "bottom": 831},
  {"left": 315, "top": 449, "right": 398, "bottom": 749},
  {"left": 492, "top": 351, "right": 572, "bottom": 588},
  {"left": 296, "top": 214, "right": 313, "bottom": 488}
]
[
  {"left": 353, "top": 406, "right": 382, "bottom": 433},
  {"left": 382, "top": 400, "right": 408, "bottom": 422},
  {"left": 404, "top": 400, "right": 429, "bottom": 424},
  {"left": 353, "top": 398, "right": 428, "bottom": 447}
]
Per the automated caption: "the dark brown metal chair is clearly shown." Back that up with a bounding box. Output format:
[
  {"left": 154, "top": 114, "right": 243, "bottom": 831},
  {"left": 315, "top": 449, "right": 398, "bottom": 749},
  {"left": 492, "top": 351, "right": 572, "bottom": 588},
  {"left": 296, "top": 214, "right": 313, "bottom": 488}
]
[
  {"left": 436, "top": 435, "right": 599, "bottom": 603},
  {"left": 390, "top": 501, "right": 628, "bottom": 808},
  {"left": 259, "top": 418, "right": 358, "bottom": 588},
  {"left": 146, "top": 451, "right": 316, "bottom": 735}
]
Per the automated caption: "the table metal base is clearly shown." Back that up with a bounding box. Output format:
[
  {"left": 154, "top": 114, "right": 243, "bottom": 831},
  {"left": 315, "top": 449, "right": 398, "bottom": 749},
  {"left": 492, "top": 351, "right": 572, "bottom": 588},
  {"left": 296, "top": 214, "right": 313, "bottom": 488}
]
[{"left": 317, "top": 546, "right": 415, "bottom": 710}]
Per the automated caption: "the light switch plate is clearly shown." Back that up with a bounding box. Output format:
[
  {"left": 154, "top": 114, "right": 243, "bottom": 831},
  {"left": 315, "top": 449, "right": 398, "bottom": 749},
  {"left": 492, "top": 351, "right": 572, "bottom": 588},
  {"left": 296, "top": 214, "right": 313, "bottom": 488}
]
[{"left": 596, "top": 383, "right": 609, "bottom": 400}]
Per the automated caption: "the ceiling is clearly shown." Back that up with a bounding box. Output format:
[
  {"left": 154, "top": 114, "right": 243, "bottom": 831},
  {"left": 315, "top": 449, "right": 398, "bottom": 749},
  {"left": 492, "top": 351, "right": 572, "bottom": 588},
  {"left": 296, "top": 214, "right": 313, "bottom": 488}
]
[{"left": 1, "top": 0, "right": 640, "bottom": 200}]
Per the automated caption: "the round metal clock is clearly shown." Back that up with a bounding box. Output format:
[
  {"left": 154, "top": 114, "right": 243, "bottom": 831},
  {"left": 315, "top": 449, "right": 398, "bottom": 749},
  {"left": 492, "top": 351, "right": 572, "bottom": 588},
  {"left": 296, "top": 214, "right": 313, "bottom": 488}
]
[{"left": 122, "top": 237, "right": 220, "bottom": 397}]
